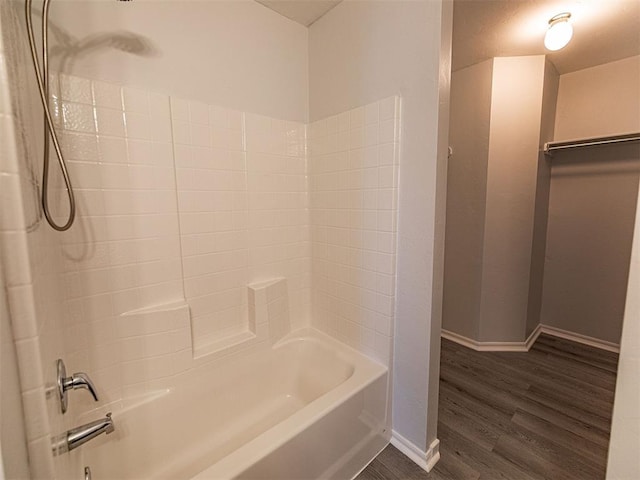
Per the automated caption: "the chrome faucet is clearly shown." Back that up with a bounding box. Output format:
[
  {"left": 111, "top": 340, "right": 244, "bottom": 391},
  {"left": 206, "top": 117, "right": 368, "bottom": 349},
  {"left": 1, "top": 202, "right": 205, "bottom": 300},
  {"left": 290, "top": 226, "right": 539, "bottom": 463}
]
[
  {"left": 57, "top": 359, "right": 99, "bottom": 413},
  {"left": 65, "top": 413, "right": 115, "bottom": 452}
]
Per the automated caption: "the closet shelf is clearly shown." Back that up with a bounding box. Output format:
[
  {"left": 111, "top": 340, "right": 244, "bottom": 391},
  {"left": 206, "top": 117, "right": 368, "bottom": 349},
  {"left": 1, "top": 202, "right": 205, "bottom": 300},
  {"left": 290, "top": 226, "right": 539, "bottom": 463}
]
[{"left": 544, "top": 132, "right": 640, "bottom": 156}]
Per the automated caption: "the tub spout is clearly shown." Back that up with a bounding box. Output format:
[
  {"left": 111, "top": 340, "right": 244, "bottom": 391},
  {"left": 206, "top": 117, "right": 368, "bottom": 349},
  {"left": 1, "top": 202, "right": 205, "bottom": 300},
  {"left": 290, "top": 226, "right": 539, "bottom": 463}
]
[{"left": 66, "top": 413, "right": 115, "bottom": 451}]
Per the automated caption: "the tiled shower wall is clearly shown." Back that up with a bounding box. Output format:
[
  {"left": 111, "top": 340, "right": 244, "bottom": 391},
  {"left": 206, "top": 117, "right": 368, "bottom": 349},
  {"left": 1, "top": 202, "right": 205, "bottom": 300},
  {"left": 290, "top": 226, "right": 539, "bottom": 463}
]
[
  {"left": 309, "top": 97, "right": 400, "bottom": 365},
  {"left": 171, "top": 98, "right": 308, "bottom": 348},
  {"left": 1, "top": 7, "right": 399, "bottom": 473},
  {"left": 46, "top": 73, "right": 310, "bottom": 396},
  {"left": 0, "top": 3, "right": 72, "bottom": 477},
  {"left": 52, "top": 76, "right": 186, "bottom": 404}
]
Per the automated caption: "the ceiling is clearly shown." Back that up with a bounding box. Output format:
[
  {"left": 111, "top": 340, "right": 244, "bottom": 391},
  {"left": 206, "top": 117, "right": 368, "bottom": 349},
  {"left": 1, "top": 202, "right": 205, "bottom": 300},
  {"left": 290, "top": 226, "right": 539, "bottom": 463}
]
[
  {"left": 453, "top": 0, "right": 640, "bottom": 74},
  {"left": 254, "top": 0, "right": 640, "bottom": 74},
  {"left": 255, "top": 0, "right": 342, "bottom": 26}
]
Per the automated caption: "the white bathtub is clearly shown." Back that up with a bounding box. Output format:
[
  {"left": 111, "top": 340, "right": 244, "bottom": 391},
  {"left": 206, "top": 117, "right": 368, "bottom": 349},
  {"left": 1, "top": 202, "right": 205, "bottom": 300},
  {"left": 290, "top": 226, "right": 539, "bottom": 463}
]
[{"left": 80, "top": 329, "right": 389, "bottom": 479}]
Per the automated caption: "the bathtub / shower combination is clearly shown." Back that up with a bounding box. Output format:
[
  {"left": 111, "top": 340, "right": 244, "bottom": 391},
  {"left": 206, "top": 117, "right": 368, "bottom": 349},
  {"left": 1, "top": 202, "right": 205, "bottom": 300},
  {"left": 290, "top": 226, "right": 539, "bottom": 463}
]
[{"left": 79, "top": 327, "right": 389, "bottom": 479}]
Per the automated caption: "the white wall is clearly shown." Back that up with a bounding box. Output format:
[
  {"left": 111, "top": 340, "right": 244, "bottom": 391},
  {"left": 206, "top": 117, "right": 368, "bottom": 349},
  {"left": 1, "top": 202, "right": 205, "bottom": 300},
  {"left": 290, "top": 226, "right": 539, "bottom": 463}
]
[
  {"left": 46, "top": 0, "right": 309, "bottom": 122},
  {"left": 606, "top": 187, "right": 640, "bottom": 479},
  {"left": 309, "top": 0, "right": 453, "bottom": 455},
  {"left": 555, "top": 55, "right": 640, "bottom": 141}
]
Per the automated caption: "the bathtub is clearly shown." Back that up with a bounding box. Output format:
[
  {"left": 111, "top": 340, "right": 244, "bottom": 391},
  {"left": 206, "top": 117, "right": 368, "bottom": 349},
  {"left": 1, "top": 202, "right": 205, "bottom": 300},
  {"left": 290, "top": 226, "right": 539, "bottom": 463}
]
[{"left": 79, "top": 329, "right": 389, "bottom": 479}]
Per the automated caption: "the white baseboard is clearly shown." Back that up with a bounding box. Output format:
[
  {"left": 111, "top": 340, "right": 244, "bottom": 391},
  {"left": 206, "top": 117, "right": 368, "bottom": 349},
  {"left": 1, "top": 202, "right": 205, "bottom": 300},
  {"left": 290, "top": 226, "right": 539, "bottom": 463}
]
[
  {"left": 525, "top": 323, "right": 543, "bottom": 349},
  {"left": 539, "top": 325, "right": 620, "bottom": 353},
  {"left": 390, "top": 431, "right": 440, "bottom": 472},
  {"left": 441, "top": 328, "right": 529, "bottom": 352},
  {"left": 442, "top": 323, "right": 619, "bottom": 353}
]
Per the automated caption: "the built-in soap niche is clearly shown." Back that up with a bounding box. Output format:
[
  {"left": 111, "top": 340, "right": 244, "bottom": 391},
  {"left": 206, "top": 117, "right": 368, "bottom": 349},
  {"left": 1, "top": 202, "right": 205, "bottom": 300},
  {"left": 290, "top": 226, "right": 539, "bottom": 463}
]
[
  {"left": 115, "top": 278, "right": 291, "bottom": 381},
  {"left": 192, "top": 277, "right": 291, "bottom": 358}
]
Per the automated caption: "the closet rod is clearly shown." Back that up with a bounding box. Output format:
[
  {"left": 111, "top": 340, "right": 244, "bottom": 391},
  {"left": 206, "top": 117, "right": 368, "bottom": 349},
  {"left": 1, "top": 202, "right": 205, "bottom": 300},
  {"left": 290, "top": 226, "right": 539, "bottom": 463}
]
[{"left": 544, "top": 132, "right": 640, "bottom": 155}]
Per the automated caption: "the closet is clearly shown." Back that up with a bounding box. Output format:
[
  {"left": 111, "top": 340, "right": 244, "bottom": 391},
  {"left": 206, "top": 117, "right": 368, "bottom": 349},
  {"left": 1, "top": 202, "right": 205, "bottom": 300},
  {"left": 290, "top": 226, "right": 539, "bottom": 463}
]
[
  {"left": 442, "top": 54, "right": 640, "bottom": 350},
  {"left": 541, "top": 134, "right": 640, "bottom": 346}
]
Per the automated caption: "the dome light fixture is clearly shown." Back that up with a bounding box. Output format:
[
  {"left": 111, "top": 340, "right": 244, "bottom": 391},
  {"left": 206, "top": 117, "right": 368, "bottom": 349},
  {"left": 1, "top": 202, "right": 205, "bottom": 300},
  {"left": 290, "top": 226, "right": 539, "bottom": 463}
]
[{"left": 544, "top": 12, "right": 573, "bottom": 51}]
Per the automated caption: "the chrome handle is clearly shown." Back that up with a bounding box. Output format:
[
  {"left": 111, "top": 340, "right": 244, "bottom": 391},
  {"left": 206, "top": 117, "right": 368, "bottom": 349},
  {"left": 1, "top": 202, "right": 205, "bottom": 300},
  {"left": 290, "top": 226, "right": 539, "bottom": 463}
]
[
  {"left": 63, "top": 372, "right": 99, "bottom": 400},
  {"left": 57, "top": 359, "right": 99, "bottom": 414},
  {"left": 84, "top": 466, "right": 92, "bottom": 480}
]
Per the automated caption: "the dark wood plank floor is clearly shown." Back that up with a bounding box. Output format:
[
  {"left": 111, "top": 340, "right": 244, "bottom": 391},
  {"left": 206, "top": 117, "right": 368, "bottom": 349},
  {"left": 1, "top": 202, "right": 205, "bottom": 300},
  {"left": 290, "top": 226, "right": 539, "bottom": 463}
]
[{"left": 357, "top": 334, "right": 619, "bottom": 480}]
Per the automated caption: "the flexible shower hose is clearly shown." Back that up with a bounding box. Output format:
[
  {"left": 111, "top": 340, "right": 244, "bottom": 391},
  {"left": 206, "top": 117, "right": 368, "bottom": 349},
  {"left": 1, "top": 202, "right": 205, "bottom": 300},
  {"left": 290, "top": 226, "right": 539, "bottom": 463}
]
[{"left": 24, "top": 0, "right": 76, "bottom": 231}]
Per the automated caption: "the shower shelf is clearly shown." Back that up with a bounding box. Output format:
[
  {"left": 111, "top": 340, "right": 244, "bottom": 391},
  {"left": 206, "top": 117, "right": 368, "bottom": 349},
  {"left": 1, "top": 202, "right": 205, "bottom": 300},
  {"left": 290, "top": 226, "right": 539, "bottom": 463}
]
[{"left": 544, "top": 132, "right": 640, "bottom": 156}]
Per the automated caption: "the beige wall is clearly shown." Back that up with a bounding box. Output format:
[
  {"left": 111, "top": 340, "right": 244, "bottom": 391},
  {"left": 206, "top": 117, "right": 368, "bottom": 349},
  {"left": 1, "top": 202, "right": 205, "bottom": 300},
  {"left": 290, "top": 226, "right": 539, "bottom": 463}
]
[
  {"left": 555, "top": 56, "right": 640, "bottom": 141},
  {"left": 540, "top": 148, "right": 639, "bottom": 344},
  {"left": 46, "top": 0, "right": 309, "bottom": 122},
  {"left": 606, "top": 188, "right": 640, "bottom": 479},
  {"left": 309, "top": 0, "right": 453, "bottom": 454},
  {"left": 445, "top": 56, "right": 557, "bottom": 344},
  {"left": 525, "top": 60, "right": 558, "bottom": 338},
  {"left": 443, "top": 59, "right": 493, "bottom": 339},
  {"left": 479, "top": 56, "right": 546, "bottom": 342},
  {"left": 541, "top": 56, "right": 640, "bottom": 344}
]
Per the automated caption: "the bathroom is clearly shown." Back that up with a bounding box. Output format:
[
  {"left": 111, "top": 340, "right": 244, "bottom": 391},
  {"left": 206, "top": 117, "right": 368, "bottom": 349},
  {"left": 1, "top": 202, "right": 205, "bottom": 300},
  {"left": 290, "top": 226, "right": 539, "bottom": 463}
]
[{"left": 0, "top": 0, "right": 638, "bottom": 479}]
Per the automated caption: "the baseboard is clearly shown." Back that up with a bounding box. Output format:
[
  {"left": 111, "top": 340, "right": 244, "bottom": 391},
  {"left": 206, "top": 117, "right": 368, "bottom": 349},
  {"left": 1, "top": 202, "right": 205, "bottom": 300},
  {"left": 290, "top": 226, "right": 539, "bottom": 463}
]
[
  {"left": 441, "top": 329, "right": 529, "bottom": 352},
  {"left": 390, "top": 431, "right": 440, "bottom": 472},
  {"left": 442, "top": 323, "right": 619, "bottom": 353},
  {"left": 525, "top": 323, "right": 543, "bottom": 350},
  {"left": 539, "top": 325, "right": 620, "bottom": 353}
]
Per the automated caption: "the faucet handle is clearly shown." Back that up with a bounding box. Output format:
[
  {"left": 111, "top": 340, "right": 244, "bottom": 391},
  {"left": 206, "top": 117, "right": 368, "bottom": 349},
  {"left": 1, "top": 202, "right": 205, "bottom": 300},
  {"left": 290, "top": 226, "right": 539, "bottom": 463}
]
[
  {"left": 57, "top": 359, "right": 99, "bottom": 414},
  {"left": 64, "top": 372, "right": 99, "bottom": 401}
]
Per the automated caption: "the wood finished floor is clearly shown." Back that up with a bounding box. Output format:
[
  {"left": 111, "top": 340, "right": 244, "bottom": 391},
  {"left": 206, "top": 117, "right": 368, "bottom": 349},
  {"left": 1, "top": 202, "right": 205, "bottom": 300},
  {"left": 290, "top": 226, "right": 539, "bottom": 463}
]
[{"left": 356, "top": 334, "right": 619, "bottom": 480}]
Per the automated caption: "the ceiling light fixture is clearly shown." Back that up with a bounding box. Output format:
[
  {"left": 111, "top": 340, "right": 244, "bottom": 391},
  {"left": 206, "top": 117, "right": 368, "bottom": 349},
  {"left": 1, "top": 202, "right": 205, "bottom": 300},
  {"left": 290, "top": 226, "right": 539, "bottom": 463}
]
[{"left": 544, "top": 12, "right": 573, "bottom": 51}]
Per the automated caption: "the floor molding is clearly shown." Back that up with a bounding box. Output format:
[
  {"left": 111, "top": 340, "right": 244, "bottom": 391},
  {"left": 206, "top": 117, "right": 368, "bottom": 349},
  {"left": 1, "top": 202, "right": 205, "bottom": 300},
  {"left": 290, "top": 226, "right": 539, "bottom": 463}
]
[
  {"left": 441, "top": 323, "right": 619, "bottom": 353},
  {"left": 441, "top": 329, "right": 529, "bottom": 352},
  {"left": 539, "top": 325, "right": 620, "bottom": 353},
  {"left": 390, "top": 431, "right": 440, "bottom": 472},
  {"left": 525, "top": 323, "right": 543, "bottom": 350}
]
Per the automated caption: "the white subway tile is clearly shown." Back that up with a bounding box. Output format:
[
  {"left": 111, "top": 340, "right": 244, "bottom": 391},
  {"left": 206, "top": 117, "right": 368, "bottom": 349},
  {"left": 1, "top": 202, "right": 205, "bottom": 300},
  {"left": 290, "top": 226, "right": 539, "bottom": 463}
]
[
  {"left": 15, "top": 338, "right": 44, "bottom": 391},
  {"left": 21, "top": 388, "right": 49, "bottom": 441},
  {"left": 127, "top": 139, "right": 154, "bottom": 165},
  {"left": 170, "top": 97, "right": 189, "bottom": 123},
  {"left": 98, "top": 136, "right": 128, "bottom": 164},
  {"left": 172, "top": 121, "right": 191, "bottom": 145},
  {"left": 379, "top": 96, "right": 396, "bottom": 120},
  {"left": 6, "top": 286, "right": 38, "bottom": 339},
  {"left": 2, "top": 231, "right": 32, "bottom": 286},
  {"left": 92, "top": 80, "right": 123, "bottom": 109},
  {"left": 379, "top": 119, "right": 396, "bottom": 144},
  {"left": 95, "top": 107, "right": 124, "bottom": 137},
  {"left": 59, "top": 74, "right": 93, "bottom": 104},
  {"left": 0, "top": 116, "right": 19, "bottom": 173},
  {"left": 0, "top": 174, "right": 26, "bottom": 231},
  {"left": 62, "top": 102, "right": 96, "bottom": 133},
  {"left": 125, "top": 112, "right": 152, "bottom": 140},
  {"left": 189, "top": 101, "right": 209, "bottom": 125},
  {"left": 122, "top": 87, "right": 149, "bottom": 113},
  {"left": 60, "top": 132, "right": 99, "bottom": 162},
  {"left": 349, "top": 107, "right": 365, "bottom": 129}
]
